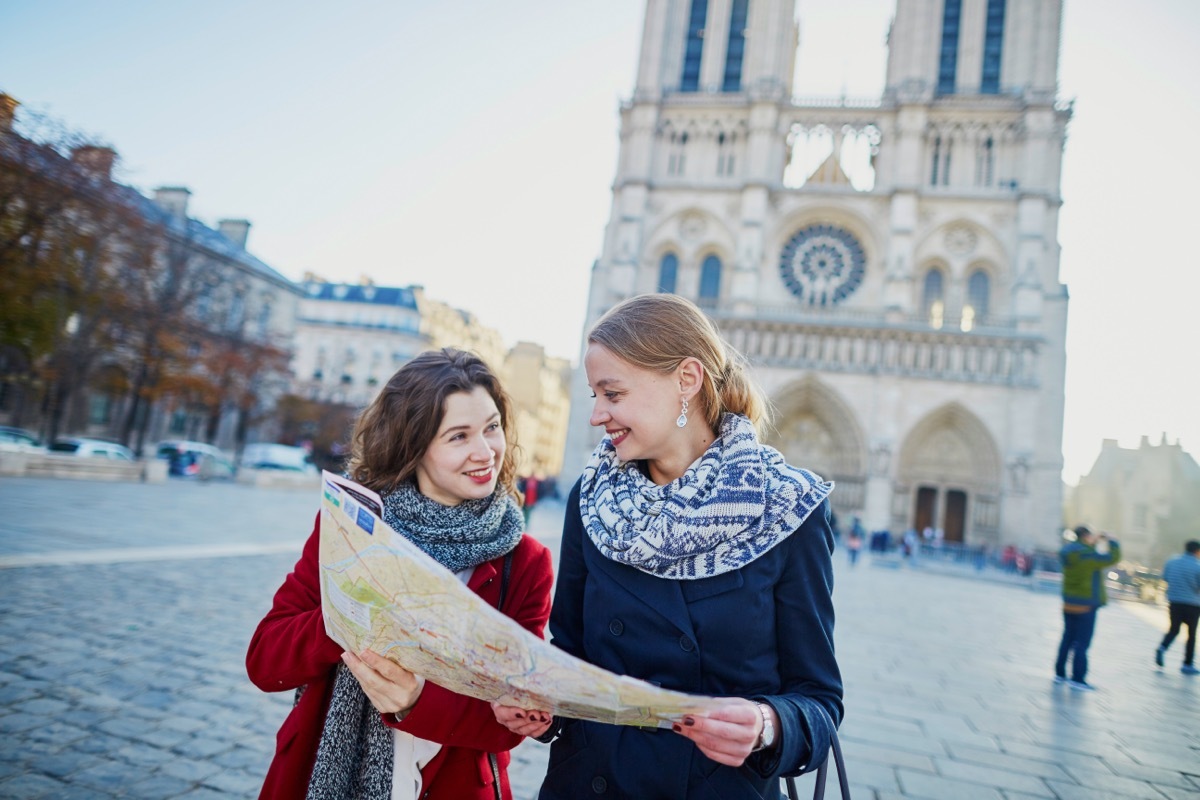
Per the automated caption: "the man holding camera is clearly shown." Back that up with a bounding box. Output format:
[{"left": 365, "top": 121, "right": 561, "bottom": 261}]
[{"left": 1054, "top": 525, "right": 1121, "bottom": 691}]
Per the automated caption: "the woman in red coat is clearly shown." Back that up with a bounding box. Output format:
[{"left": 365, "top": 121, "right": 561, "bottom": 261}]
[{"left": 247, "top": 348, "right": 554, "bottom": 800}]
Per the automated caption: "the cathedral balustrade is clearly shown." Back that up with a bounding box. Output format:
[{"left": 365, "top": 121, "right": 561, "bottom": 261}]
[
  {"left": 788, "top": 96, "right": 884, "bottom": 110},
  {"left": 710, "top": 308, "right": 1040, "bottom": 388},
  {"left": 782, "top": 103, "right": 886, "bottom": 130}
]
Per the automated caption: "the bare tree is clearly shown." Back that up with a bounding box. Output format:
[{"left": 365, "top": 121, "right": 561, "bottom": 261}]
[{"left": 0, "top": 102, "right": 133, "bottom": 439}]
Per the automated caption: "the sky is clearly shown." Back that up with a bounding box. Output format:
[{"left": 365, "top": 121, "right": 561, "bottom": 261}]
[{"left": 2, "top": 1, "right": 1197, "bottom": 484}]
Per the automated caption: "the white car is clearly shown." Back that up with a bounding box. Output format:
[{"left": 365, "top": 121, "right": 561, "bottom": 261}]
[
  {"left": 48, "top": 437, "right": 135, "bottom": 461},
  {"left": 240, "top": 443, "right": 317, "bottom": 473}
]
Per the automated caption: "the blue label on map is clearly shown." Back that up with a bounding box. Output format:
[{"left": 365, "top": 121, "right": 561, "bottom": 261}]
[{"left": 356, "top": 507, "right": 375, "bottom": 534}]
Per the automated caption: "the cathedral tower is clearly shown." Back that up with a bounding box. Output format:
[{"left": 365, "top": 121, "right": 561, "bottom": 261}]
[{"left": 565, "top": 0, "right": 1071, "bottom": 549}]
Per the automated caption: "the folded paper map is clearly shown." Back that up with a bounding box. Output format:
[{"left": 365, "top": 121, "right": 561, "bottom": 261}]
[{"left": 317, "top": 471, "right": 724, "bottom": 727}]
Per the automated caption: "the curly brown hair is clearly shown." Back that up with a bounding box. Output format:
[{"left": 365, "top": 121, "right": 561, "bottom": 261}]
[{"left": 345, "top": 348, "right": 520, "bottom": 499}]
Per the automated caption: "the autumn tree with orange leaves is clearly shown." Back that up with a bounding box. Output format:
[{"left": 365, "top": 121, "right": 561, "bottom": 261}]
[{"left": 1, "top": 95, "right": 294, "bottom": 453}]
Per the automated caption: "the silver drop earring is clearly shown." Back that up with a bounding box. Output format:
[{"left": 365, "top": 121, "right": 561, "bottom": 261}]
[{"left": 676, "top": 398, "right": 689, "bottom": 428}]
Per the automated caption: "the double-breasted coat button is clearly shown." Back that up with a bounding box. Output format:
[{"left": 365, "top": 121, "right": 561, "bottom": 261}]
[
  {"left": 608, "top": 619, "right": 624, "bottom": 636},
  {"left": 679, "top": 635, "right": 695, "bottom": 652},
  {"left": 591, "top": 776, "right": 608, "bottom": 793}
]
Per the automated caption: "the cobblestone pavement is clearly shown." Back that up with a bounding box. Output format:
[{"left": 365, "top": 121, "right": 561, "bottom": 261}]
[{"left": 1, "top": 477, "right": 1197, "bottom": 799}]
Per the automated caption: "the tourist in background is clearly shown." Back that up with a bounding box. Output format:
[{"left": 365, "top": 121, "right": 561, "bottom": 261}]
[
  {"left": 1155, "top": 539, "right": 1200, "bottom": 675},
  {"left": 1054, "top": 525, "right": 1120, "bottom": 691}
]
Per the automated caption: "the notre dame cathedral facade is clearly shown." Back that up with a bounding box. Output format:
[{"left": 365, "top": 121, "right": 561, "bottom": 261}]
[{"left": 563, "top": 0, "right": 1072, "bottom": 549}]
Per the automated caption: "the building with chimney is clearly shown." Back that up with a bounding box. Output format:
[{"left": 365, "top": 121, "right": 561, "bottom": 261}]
[
  {"left": 0, "top": 90, "right": 301, "bottom": 453},
  {"left": 292, "top": 279, "right": 427, "bottom": 407}
]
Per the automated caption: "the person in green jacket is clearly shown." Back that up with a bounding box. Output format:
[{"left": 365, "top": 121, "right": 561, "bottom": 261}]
[{"left": 1054, "top": 525, "right": 1121, "bottom": 691}]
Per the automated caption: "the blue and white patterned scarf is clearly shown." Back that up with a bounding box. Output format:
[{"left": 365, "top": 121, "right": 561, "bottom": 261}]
[{"left": 580, "top": 413, "right": 834, "bottom": 579}]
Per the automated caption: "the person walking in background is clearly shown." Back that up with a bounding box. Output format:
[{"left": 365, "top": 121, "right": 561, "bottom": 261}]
[
  {"left": 246, "top": 349, "right": 554, "bottom": 800},
  {"left": 493, "top": 294, "right": 843, "bottom": 799},
  {"left": 846, "top": 526, "right": 863, "bottom": 567},
  {"left": 1155, "top": 540, "right": 1200, "bottom": 675},
  {"left": 1054, "top": 525, "right": 1120, "bottom": 691},
  {"left": 518, "top": 475, "right": 539, "bottom": 529}
]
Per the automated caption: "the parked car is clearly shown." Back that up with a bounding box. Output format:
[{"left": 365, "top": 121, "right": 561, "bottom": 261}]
[
  {"left": 0, "top": 426, "right": 45, "bottom": 453},
  {"left": 240, "top": 443, "right": 317, "bottom": 474},
  {"left": 48, "top": 437, "right": 135, "bottom": 461},
  {"left": 155, "top": 440, "right": 236, "bottom": 480}
]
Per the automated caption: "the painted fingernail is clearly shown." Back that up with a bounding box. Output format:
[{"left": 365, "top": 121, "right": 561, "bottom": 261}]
[
  {"left": 515, "top": 712, "right": 524, "bottom": 719},
  {"left": 683, "top": 716, "right": 695, "bottom": 727},
  {"left": 672, "top": 723, "right": 682, "bottom": 733}
]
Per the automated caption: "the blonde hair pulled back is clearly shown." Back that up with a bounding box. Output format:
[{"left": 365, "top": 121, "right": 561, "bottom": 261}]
[{"left": 587, "top": 294, "right": 770, "bottom": 435}]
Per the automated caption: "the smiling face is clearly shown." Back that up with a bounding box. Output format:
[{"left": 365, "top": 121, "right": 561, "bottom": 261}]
[
  {"left": 585, "top": 343, "right": 710, "bottom": 483},
  {"left": 415, "top": 386, "right": 506, "bottom": 506}
]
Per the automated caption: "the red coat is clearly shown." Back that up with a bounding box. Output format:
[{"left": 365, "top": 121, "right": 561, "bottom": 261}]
[{"left": 247, "top": 513, "right": 554, "bottom": 800}]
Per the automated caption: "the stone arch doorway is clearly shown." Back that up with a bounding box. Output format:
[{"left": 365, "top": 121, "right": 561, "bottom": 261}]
[
  {"left": 894, "top": 403, "right": 1002, "bottom": 544},
  {"left": 767, "top": 376, "right": 867, "bottom": 522}
]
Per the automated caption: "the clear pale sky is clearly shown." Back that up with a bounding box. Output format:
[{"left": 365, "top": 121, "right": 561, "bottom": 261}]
[{"left": 2, "top": 1, "right": 1197, "bottom": 484}]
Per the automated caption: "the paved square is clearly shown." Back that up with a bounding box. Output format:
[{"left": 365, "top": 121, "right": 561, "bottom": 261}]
[{"left": 0, "top": 478, "right": 1196, "bottom": 798}]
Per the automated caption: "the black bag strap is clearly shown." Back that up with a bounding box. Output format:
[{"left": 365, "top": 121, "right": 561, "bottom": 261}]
[
  {"left": 497, "top": 551, "right": 514, "bottom": 612},
  {"left": 786, "top": 727, "right": 850, "bottom": 800}
]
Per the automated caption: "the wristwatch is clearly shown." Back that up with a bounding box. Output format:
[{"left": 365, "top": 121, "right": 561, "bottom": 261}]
[{"left": 752, "top": 702, "right": 776, "bottom": 751}]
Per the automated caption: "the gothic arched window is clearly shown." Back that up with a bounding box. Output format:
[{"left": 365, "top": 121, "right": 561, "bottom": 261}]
[
  {"left": 680, "top": 0, "right": 708, "bottom": 92},
  {"left": 922, "top": 268, "right": 945, "bottom": 328},
  {"left": 716, "top": 132, "right": 737, "bottom": 176},
  {"left": 658, "top": 253, "right": 679, "bottom": 293},
  {"left": 668, "top": 131, "right": 689, "bottom": 176},
  {"left": 964, "top": 269, "right": 990, "bottom": 330},
  {"left": 937, "top": 0, "right": 962, "bottom": 95},
  {"left": 699, "top": 254, "right": 722, "bottom": 308},
  {"left": 981, "top": 0, "right": 1007, "bottom": 94},
  {"left": 931, "top": 136, "right": 953, "bottom": 186},
  {"left": 978, "top": 136, "right": 995, "bottom": 186},
  {"left": 722, "top": 0, "right": 748, "bottom": 92}
]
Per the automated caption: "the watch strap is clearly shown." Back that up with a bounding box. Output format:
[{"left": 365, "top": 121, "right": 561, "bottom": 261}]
[{"left": 752, "top": 702, "right": 775, "bottom": 752}]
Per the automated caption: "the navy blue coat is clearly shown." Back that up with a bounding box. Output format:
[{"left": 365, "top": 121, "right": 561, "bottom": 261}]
[{"left": 539, "top": 480, "right": 843, "bottom": 799}]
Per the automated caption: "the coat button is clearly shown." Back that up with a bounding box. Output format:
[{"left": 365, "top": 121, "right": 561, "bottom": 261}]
[
  {"left": 608, "top": 619, "right": 624, "bottom": 636},
  {"left": 679, "top": 635, "right": 695, "bottom": 652},
  {"left": 591, "top": 776, "right": 607, "bottom": 793}
]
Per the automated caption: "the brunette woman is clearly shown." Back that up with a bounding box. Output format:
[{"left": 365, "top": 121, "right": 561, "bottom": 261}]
[
  {"left": 495, "top": 294, "right": 842, "bottom": 799},
  {"left": 248, "top": 348, "right": 554, "bottom": 800}
]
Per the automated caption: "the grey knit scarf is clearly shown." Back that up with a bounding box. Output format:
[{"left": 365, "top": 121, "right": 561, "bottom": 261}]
[
  {"left": 581, "top": 413, "right": 834, "bottom": 579},
  {"left": 380, "top": 481, "right": 525, "bottom": 574},
  {"left": 305, "top": 483, "right": 524, "bottom": 799}
]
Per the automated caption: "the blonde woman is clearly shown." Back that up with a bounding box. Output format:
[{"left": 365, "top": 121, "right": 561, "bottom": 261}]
[{"left": 495, "top": 294, "right": 843, "bottom": 799}]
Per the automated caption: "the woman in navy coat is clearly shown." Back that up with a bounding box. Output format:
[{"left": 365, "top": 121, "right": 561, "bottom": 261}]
[{"left": 495, "top": 294, "right": 843, "bottom": 799}]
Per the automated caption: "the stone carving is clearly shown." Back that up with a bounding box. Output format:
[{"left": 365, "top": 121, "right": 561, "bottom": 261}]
[
  {"left": 1008, "top": 456, "right": 1030, "bottom": 494},
  {"left": 869, "top": 443, "right": 892, "bottom": 477},
  {"left": 776, "top": 412, "right": 836, "bottom": 472},
  {"left": 679, "top": 213, "right": 707, "bottom": 242},
  {"left": 944, "top": 225, "right": 978, "bottom": 255},
  {"left": 721, "top": 320, "right": 1039, "bottom": 388},
  {"left": 911, "top": 429, "right": 973, "bottom": 479},
  {"left": 779, "top": 224, "right": 866, "bottom": 306}
]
